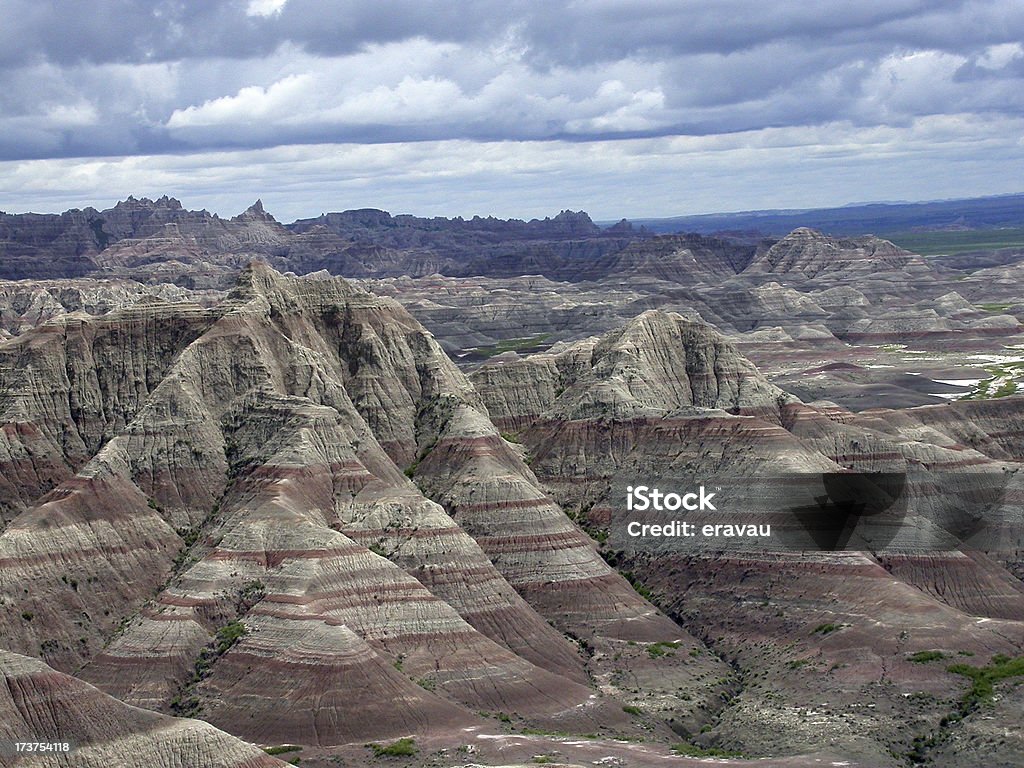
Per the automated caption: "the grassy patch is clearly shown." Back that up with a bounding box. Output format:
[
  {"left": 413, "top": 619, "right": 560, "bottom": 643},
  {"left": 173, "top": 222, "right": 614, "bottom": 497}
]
[
  {"left": 961, "top": 360, "right": 1024, "bottom": 401},
  {"left": 622, "top": 704, "right": 643, "bottom": 716},
  {"left": 977, "top": 302, "right": 1015, "bottom": 312},
  {"left": 646, "top": 641, "right": 680, "bottom": 659},
  {"left": 887, "top": 228, "right": 1024, "bottom": 256},
  {"left": 369, "top": 738, "right": 417, "bottom": 758},
  {"left": 470, "top": 333, "right": 552, "bottom": 358},
  {"left": 947, "top": 654, "right": 1024, "bottom": 715},
  {"left": 263, "top": 745, "right": 302, "bottom": 756},
  {"left": 909, "top": 650, "right": 946, "bottom": 664}
]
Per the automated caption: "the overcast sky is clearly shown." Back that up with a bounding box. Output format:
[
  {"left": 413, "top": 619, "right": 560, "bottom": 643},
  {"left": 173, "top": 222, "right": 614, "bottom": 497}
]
[{"left": 2, "top": 0, "right": 1023, "bottom": 221}]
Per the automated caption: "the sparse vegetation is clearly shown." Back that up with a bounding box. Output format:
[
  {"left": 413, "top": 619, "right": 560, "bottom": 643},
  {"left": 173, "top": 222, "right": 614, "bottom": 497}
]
[
  {"left": 237, "top": 580, "right": 265, "bottom": 611},
  {"left": 369, "top": 738, "right": 418, "bottom": 758},
  {"left": 622, "top": 704, "right": 643, "bottom": 715},
  {"left": 172, "top": 526, "right": 201, "bottom": 572},
  {"left": 887, "top": 227, "right": 1024, "bottom": 256},
  {"left": 812, "top": 622, "right": 842, "bottom": 635},
  {"left": 978, "top": 302, "right": 1014, "bottom": 312},
  {"left": 621, "top": 571, "right": 653, "bottom": 601},
  {"left": 947, "top": 654, "right": 1024, "bottom": 714},
  {"left": 263, "top": 745, "right": 303, "bottom": 756},
  {"left": 909, "top": 650, "right": 946, "bottom": 664},
  {"left": 646, "top": 641, "right": 680, "bottom": 658},
  {"left": 171, "top": 621, "right": 248, "bottom": 717},
  {"left": 905, "top": 654, "right": 1024, "bottom": 763},
  {"left": 214, "top": 621, "right": 246, "bottom": 654},
  {"left": 470, "top": 333, "right": 552, "bottom": 358}
]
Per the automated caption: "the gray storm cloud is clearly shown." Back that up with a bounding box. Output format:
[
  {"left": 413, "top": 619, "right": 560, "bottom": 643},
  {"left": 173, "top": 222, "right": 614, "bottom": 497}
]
[{"left": 0, "top": 0, "right": 1022, "bottom": 218}]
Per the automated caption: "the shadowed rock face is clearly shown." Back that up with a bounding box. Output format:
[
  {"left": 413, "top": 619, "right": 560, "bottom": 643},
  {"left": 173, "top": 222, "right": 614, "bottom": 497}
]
[
  {"left": 0, "top": 198, "right": 756, "bottom": 287},
  {"left": 472, "top": 310, "right": 1024, "bottom": 766}
]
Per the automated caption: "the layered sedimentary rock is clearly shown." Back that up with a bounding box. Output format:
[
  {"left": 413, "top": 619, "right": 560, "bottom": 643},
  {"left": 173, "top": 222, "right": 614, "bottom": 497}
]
[
  {"left": 1, "top": 264, "right": 701, "bottom": 758},
  {"left": 745, "top": 228, "right": 923, "bottom": 279},
  {"left": 473, "top": 309, "right": 1024, "bottom": 765},
  {"left": 0, "top": 650, "right": 284, "bottom": 768},
  {"left": 1, "top": 196, "right": 1023, "bottom": 765}
]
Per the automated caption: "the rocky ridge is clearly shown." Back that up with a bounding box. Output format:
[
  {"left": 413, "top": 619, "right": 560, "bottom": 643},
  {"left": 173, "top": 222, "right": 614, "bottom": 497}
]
[{"left": 0, "top": 265, "right": 743, "bottom": 760}]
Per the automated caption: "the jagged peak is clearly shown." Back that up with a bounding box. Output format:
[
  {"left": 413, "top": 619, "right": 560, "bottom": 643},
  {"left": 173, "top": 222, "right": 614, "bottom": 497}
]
[
  {"left": 552, "top": 209, "right": 593, "bottom": 222},
  {"left": 232, "top": 199, "right": 278, "bottom": 223},
  {"left": 111, "top": 195, "right": 184, "bottom": 211},
  {"left": 231, "top": 259, "right": 288, "bottom": 296}
]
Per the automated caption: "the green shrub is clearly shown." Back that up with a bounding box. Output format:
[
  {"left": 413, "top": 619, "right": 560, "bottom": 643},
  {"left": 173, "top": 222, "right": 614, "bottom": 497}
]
[
  {"left": 370, "top": 738, "right": 417, "bottom": 757},
  {"left": 215, "top": 621, "right": 246, "bottom": 654},
  {"left": 909, "top": 650, "right": 946, "bottom": 664},
  {"left": 948, "top": 655, "right": 1024, "bottom": 714},
  {"left": 263, "top": 745, "right": 302, "bottom": 756},
  {"left": 812, "top": 623, "right": 841, "bottom": 635},
  {"left": 647, "top": 641, "right": 680, "bottom": 658}
]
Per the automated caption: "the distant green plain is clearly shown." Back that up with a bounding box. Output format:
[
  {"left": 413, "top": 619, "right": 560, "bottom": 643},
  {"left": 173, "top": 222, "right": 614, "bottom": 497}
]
[{"left": 886, "top": 228, "right": 1024, "bottom": 256}]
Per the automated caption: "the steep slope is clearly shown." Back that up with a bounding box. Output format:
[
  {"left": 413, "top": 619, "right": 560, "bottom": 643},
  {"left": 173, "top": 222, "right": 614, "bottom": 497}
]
[
  {"left": 472, "top": 310, "right": 1024, "bottom": 764},
  {"left": 0, "top": 650, "right": 284, "bottom": 768},
  {"left": 474, "top": 310, "right": 792, "bottom": 429},
  {"left": 1, "top": 264, "right": 707, "bottom": 754}
]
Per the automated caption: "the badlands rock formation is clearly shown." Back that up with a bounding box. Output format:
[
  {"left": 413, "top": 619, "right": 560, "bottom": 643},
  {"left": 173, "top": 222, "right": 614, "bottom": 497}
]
[
  {"left": 0, "top": 650, "right": 285, "bottom": 768},
  {"left": 473, "top": 310, "right": 1024, "bottom": 766},
  {"left": 1, "top": 198, "right": 1023, "bottom": 766},
  {"left": 0, "top": 265, "right": 750, "bottom": 764}
]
